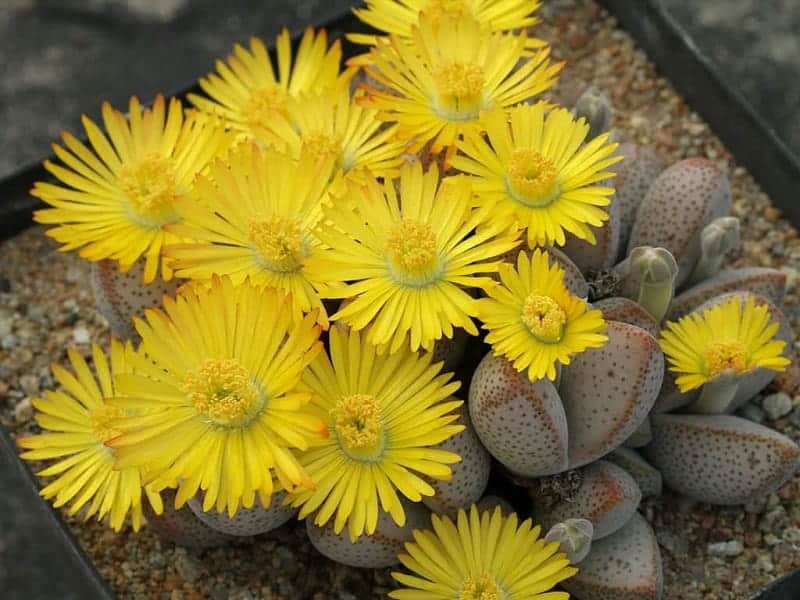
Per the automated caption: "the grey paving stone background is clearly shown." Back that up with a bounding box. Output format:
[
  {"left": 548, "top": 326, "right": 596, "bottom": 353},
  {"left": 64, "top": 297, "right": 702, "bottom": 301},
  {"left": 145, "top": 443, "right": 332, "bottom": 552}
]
[{"left": 660, "top": 0, "right": 800, "bottom": 155}]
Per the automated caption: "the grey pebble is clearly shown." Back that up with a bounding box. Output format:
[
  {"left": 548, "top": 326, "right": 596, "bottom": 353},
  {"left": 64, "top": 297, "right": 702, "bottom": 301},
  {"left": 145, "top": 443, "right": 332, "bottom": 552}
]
[
  {"left": 762, "top": 392, "right": 793, "bottom": 420},
  {"left": 707, "top": 540, "right": 743, "bottom": 557},
  {"left": 1, "top": 334, "right": 17, "bottom": 349}
]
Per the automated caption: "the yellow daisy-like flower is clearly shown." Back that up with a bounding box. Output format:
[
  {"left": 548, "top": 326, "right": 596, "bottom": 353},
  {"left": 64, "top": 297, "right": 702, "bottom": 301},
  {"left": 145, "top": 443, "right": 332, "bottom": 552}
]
[
  {"left": 265, "top": 88, "right": 408, "bottom": 189},
  {"left": 164, "top": 143, "right": 336, "bottom": 326},
  {"left": 451, "top": 103, "right": 622, "bottom": 248},
  {"left": 287, "top": 327, "right": 463, "bottom": 541},
  {"left": 348, "top": 0, "right": 546, "bottom": 50},
  {"left": 659, "top": 295, "right": 790, "bottom": 393},
  {"left": 478, "top": 249, "right": 608, "bottom": 381},
  {"left": 360, "top": 13, "right": 561, "bottom": 156},
  {"left": 390, "top": 505, "right": 577, "bottom": 599},
  {"left": 308, "top": 161, "right": 520, "bottom": 353},
  {"left": 32, "top": 95, "right": 230, "bottom": 283},
  {"left": 16, "top": 340, "right": 162, "bottom": 532},
  {"left": 105, "top": 277, "right": 326, "bottom": 517},
  {"left": 188, "top": 29, "right": 347, "bottom": 140}
]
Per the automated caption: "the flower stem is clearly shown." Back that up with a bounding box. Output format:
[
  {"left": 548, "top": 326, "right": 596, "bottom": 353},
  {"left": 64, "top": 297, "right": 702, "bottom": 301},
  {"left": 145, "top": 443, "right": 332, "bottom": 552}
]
[{"left": 688, "top": 375, "right": 740, "bottom": 414}]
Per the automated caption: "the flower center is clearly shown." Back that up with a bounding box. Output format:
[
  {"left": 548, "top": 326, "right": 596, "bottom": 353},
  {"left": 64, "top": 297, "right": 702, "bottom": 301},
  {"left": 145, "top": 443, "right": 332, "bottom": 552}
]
[
  {"left": 245, "top": 85, "right": 288, "bottom": 131},
  {"left": 385, "top": 219, "right": 441, "bottom": 287},
  {"left": 460, "top": 574, "right": 501, "bottom": 600},
  {"left": 423, "top": 0, "right": 468, "bottom": 27},
  {"left": 705, "top": 340, "right": 748, "bottom": 377},
  {"left": 521, "top": 294, "right": 567, "bottom": 343},
  {"left": 119, "top": 153, "right": 180, "bottom": 226},
  {"left": 182, "top": 358, "right": 262, "bottom": 427},
  {"left": 506, "top": 149, "right": 560, "bottom": 207},
  {"left": 432, "top": 61, "right": 485, "bottom": 121},
  {"left": 331, "top": 394, "right": 384, "bottom": 459},
  {"left": 90, "top": 405, "right": 124, "bottom": 443},
  {"left": 301, "top": 131, "right": 343, "bottom": 165},
  {"left": 248, "top": 215, "right": 306, "bottom": 273}
]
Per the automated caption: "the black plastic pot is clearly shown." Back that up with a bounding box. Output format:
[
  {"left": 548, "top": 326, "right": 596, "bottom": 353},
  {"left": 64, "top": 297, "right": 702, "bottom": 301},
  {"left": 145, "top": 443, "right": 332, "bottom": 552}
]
[{"left": 1, "top": 1, "right": 798, "bottom": 598}]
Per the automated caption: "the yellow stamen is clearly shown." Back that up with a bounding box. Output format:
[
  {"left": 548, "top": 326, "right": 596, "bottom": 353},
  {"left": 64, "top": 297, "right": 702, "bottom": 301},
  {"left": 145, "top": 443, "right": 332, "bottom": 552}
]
[
  {"left": 705, "top": 340, "right": 747, "bottom": 377},
  {"left": 90, "top": 405, "right": 124, "bottom": 443},
  {"left": 183, "top": 358, "right": 261, "bottom": 427},
  {"left": 248, "top": 215, "right": 305, "bottom": 272},
  {"left": 506, "top": 149, "right": 560, "bottom": 207},
  {"left": 432, "top": 62, "right": 485, "bottom": 121},
  {"left": 245, "top": 85, "right": 288, "bottom": 131},
  {"left": 331, "top": 394, "right": 383, "bottom": 456},
  {"left": 460, "top": 573, "right": 501, "bottom": 600},
  {"left": 423, "top": 0, "right": 468, "bottom": 28},
  {"left": 301, "top": 131, "right": 343, "bottom": 164},
  {"left": 119, "top": 153, "right": 179, "bottom": 225},
  {"left": 522, "top": 294, "right": 567, "bottom": 343},
  {"left": 385, "top": 219, "right": 440, "bottom": 286}
]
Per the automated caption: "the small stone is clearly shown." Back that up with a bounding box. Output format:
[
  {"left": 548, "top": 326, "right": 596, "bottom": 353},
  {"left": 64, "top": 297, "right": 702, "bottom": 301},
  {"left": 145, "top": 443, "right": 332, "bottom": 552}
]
[
  {"left": 756, "top": 554, "right": 775, "bottom": 573},
  {"left": 782, "top": 526, "right": 800, "bottom": 544},
  {"left": 13, "top": 397, "right": 33, "bottom": 424},
  {"left": 758, "top": 506, "right": 789, "bottom": 533},
  {"left": 764, "top": 533, "right": 781, "bottom": 546},
  {"left": 738, "top": 401, "right": 765, "bottom": 424},
  {"left": 1, "top": 334, "right": 18, "bottom": 349},
  {"left": 706, "top": 540, "right": 743, "bottom": 557},
  {"left": 174, "top": 550, "right": 202, "bottom": 583},
  {"left": 18, "top": 374, "right": 39, "bottom": 396},
  {"left": 762, "top": 392, "right": 793, "bottom": 420},
  {"left": 72, "top": 326, "right": 91, "bottom": 345}
]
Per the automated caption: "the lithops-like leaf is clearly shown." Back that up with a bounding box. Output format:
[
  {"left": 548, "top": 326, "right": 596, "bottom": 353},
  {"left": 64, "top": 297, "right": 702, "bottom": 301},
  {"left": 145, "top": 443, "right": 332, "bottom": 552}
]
[
  {"left": 645, "top": 414, "right": 800, "bottom": 505},
  {"left": 475, "top": 495, "right": 515, "bottom": 517},
  {"left": 594, "top": 297, "right": 659, "bottom": 338},
  {"left": 627, "top": 158, "right": 731, "bottom": 287},
  {"left": 559, "top": 321, "right": 664, "bottom": 469},
  {"left": 561, "top": 512, "right": 664, "bottom": 600},
  {"left": 667, "top": 267, "right": 786, "bottom": 320},
  {"left": 624, "top": 417, "right": 652, "bottom": 449},
  {"left": 187, "top": 491, "right": 296, "bottom": 537},
  {"left": 422, "top": 403, "right": 491, "bottom": 515},
  {"left": 469, "top": 353, "right": 569, "bottom": 477},
  {"left": 91, "top": 258, "right": 179, "bottom": 340},
  {"left": 614, "top": 142, "right": 663, "bottom": 256},
  {"left": 607, "top": 447, "right": 663, "bottom": 497},
  {"left": 652, "top": 369, "right": 697, "bottom": 414},
  {"left": 546, "top": 518, "right": 594, "bottom": 564},
  {"left": 306, "top": 498, "right": 430, "bottom": 568},
  {"left": 562, "top": 192, "right": 622, "bottom": 272},
  {"left": 533, "top": 460, "right": 641, "bottom": 540},
  {"left": 143, "top": 489, "right": 233, "bottom": 549}
]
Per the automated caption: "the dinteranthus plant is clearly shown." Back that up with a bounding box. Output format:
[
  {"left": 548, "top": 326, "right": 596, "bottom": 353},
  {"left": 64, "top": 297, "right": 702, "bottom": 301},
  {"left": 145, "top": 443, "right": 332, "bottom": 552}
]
[{"left": 17, "top": 1, "right": 798, "bottom": 599}]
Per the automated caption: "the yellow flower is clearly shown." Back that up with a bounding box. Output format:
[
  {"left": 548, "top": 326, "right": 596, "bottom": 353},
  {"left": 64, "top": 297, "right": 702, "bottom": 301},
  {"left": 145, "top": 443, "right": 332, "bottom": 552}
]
[
  {"left": 451, "top": 103, "right": 621, "bottom": 248},
  {"left": 348, "top": 0, "right": 546, "bottom": 51},
  {"left": 32, "top": 95, "right": 230, "bottom": 283},
  {"left": 360, "top": 13, "right": 561, "bottom": 156},
  {"left": 188, "top": 29, "right": 347, "bottom": 141},
  {"left": 265, "top": 88, "right": 408, "bottom": 189},
  {"left": 659, "top": 295, "right": 790, "bottom": 393},
  {"left": 287, "top": 327, "right": 463, "bottom": 541},
  {"left": 164, "top": 143, "right": 336, "bottom": 326},
  {"left": 478, "top": 249, "right": 608, "bottom": 381},
  {"left": 16, "top": 340, "right": 162, "bottom": 532},
  {"left": 390, "top": 505, "right": 577, "bottom": 599},
  {"left": 308, "top": 161, "right": 519, "bottom": 353},
  {"left": 105, "top": 277, "right": 326, "bottom": 517}
]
